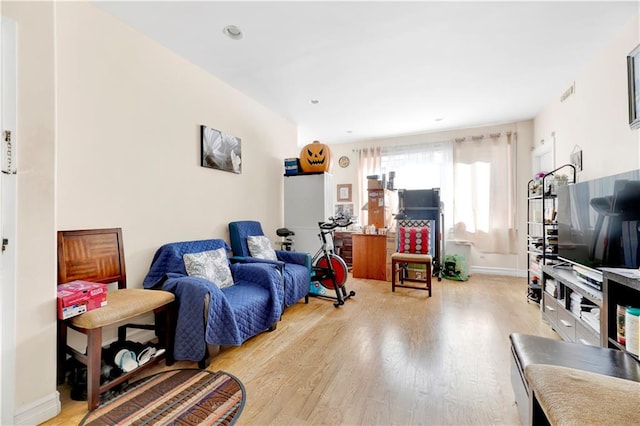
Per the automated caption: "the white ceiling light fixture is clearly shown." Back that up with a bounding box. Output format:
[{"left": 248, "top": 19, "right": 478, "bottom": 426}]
[
  {"left": 309, "top": 99, "right": 319, "bottom": 105},
  {"left": 222, "top": 25, "right": 243, "bottom": 40}
]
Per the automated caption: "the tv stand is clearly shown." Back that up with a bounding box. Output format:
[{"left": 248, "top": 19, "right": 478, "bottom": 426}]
[
  {"left": 541, "top": 264, "right": 601, "bottom": 345},
  {"left": 601, "top": 268, "right": 640, "bottom": 355},
  {"left": 511, "top": 267, "right": 640, "bottom": 425}
]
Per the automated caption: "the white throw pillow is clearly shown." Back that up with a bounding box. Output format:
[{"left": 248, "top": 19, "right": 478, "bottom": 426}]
[
  {"left": 247, "top": 235, "right": 278, "bottom": 260},
  {"left": 183, "top": 248, "right": 234, "bottom": 289}
]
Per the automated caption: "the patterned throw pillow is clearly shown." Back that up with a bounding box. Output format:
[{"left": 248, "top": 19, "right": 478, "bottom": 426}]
[
  {"left": 398, "top": 226, "right": 430, "bottom": 254},
  {"left": 183, "top": 248, "right": 234, "bottom": 289},
  {"left": 247, "top": 235, "right": 278, "bottom": 260}
]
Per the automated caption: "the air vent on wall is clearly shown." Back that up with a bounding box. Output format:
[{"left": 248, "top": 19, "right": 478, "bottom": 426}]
[{"left": 560, "top": 82, "right": 575, "bottom": 102}]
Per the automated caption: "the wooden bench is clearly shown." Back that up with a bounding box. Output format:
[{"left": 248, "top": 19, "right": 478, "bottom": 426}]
[
  {"left": 509, "top": 333, "right": 640, "bottom": 425},
  {"left": 57, "top": 228, "right": 176, "bottom": 410},
  {"left": 526, "top": 364, "right": 640, "bottom": 425}
]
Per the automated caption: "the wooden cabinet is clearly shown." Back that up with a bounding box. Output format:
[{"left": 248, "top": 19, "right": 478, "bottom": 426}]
[
  {"left": 333, "top": 231, "right": 353, "bottom": 269},
  {"left": 367, "top": 189, "right": 397, "bottom": 229},
  {"left": 352, "top": 234, "right": 387, "bottom": 280}
]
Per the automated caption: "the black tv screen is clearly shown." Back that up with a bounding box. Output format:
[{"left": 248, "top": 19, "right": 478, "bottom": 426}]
[
  {"left": 398, "top": 188, "right": 440, "bottom": 220},
  {"left": 557, "top": 169, "right": 640, "bottom": 271}
]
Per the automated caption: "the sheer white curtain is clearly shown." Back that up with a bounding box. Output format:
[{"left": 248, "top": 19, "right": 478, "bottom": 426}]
[
  {"left": 453, "top": 132, "right": 517, "bottom": 254},
  {"left": 356, "top": 147, "right": 381, "bottom": 225},
  {"left": 380, "top": 141, "right": 453, "bottom": 228}
]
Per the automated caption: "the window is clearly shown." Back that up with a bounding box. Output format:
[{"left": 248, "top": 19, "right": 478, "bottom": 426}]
[
  {"left": 454, "top": 162, "right": 491, "bottom": 233},
  {"left": 359, "top": 132, "right": 517, "bottom": 254},
  {"left": 452, "top": 133, "right": 517, "bottom": 254},
  {"left": 379, "top": 141, "right": 453, "bottom": 231}
]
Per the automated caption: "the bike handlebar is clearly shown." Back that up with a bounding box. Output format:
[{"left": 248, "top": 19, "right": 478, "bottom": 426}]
[{"left": 319, "top": 216, "right": 353, "bottom": 230}]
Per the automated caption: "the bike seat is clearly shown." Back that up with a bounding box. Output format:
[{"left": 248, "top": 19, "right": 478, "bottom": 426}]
[{"left": 276, "top": 227, "right": 295, "bottom": 237}]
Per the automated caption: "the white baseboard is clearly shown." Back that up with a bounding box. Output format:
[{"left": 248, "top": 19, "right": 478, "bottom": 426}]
[
  {"left": 470, "top": 266, "right": 527, "bottom": 277},
  {"left": 14, "top": 390, "right": 60, "bottom": 426}
]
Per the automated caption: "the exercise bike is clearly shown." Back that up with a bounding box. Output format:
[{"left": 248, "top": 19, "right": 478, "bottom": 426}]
[
  {"left": 310, "top": 214, "right": 356, "bottom": 307},
  {"left": 276, "top": 227, "right": 295, "bottom": 251}
]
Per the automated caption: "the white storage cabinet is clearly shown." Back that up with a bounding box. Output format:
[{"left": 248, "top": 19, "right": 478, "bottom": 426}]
[{"left": 284, "top": 172, "right": 333, "bottom": 254}]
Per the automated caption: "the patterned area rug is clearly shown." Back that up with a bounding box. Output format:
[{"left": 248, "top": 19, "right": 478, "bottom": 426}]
[{"left": 80, "top": 369, "right": 245, "bottom": 426}]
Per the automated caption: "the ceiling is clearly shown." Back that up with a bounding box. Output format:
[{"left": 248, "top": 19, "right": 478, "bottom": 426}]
[{"left": 93, "top": 1, "right": 638, "bottom": 144}]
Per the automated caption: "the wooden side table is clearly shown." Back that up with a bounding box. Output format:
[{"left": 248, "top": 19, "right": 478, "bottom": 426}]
[{"left": 352, "top": 234, "right": 387, "bottom": 280}]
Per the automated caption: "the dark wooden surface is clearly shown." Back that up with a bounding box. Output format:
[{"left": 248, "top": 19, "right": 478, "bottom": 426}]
[
  {"left": 602, "top": 270, "right": 640, "bottom": 357},
  {"left": 333, "top": 231, "right": 353, "bottom": 268},
  {"left": 58, "top": 228, "right": 127, "bottom": 289},
  {"left": 352, "top": 233, "right": 387, "bottom": 280}
]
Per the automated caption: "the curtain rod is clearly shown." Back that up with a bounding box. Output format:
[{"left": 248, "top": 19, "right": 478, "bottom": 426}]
[
  {"left": 455, "top": 131, "right": 515, "bottom": 143},
  {"left": 351, "top": 130, "right": 517, "bottom": 149},
  {"left": 352, "top": 147, "right": 382, "bottom": 153},
  {"left": 352, "top": 139, "right": 451, "bottom": 153}
]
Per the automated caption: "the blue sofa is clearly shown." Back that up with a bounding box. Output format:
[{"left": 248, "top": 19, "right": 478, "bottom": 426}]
[
  {"left": 143, "top": 239, "right": 283, "bottom": 363},
  {"left": 228, "top": 220, "right": 311, "bottom": 308}
]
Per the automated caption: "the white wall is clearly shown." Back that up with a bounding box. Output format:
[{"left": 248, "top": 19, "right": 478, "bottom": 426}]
[
  {"left": 54, "top": 2, "right": 298, "bottom": 285},
  {"left": 2, "top": 1, "right": 58, "bottom": 423},
  {"left": 4, "top": 1, "right": 299, "bottom": 423},
  {"left": 534, "top": 12, "right": 640, "bottom": 181},
  {"left": 328, "top": 120, "right": 534, "bottom": 275}
]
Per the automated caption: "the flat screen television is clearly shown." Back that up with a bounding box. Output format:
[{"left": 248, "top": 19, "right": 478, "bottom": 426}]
[
  {"left": 397, "top": 188, "right": 441, "bottom": 220},
  {"left": 557, "top": 169, "right": 640, "bottom": 272}
]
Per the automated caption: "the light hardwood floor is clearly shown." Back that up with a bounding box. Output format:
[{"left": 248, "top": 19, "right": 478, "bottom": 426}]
[{"left": 44, "top": 274, "right": 558, "bottom": 425}]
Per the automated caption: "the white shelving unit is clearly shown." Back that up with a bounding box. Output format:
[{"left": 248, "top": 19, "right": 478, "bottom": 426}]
[{"left": 283, "top": 172, "right": 333, "bottom": 254}]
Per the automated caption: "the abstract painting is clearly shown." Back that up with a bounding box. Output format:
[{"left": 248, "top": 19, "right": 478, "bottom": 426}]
[{"left": 200, "top": 125, "right": 242, "bottom": 174}]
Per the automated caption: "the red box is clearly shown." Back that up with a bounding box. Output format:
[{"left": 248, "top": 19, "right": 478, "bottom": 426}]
[{"left": 57, "top": 281, "right": 108, "bottom": 320}]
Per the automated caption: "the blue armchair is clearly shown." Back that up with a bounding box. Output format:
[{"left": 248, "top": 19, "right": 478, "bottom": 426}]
[
  {"left": 143, "top": 239, "right": 283, "bottom": 364},
  {"left": 228, "top": 220, "right": 311, "bottom": 307}
]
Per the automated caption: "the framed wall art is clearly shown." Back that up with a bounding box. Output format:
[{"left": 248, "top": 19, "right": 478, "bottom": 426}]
[
  {"left": 337, "top": 184, "right": 352, "bottom": 202},
  {"left": 335, "top": 203, "right": 354, "bottom": 218},
  {"left": 200, "top": 124, "right": 242, "bottom": 174}
]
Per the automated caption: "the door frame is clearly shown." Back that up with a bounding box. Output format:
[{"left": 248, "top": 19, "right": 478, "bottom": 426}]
[{"left": 1, "top": 15, "right": 18, "bottom": 425}]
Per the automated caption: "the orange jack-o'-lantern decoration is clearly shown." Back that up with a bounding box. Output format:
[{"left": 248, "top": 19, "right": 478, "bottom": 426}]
[{"left": 300, "top": 140, "right": 331, "bottom": 173}]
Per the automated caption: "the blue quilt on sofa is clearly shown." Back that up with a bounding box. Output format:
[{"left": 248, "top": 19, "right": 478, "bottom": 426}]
[{"left": 143, "top": 239, "right": 283, "bottom": 361}]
